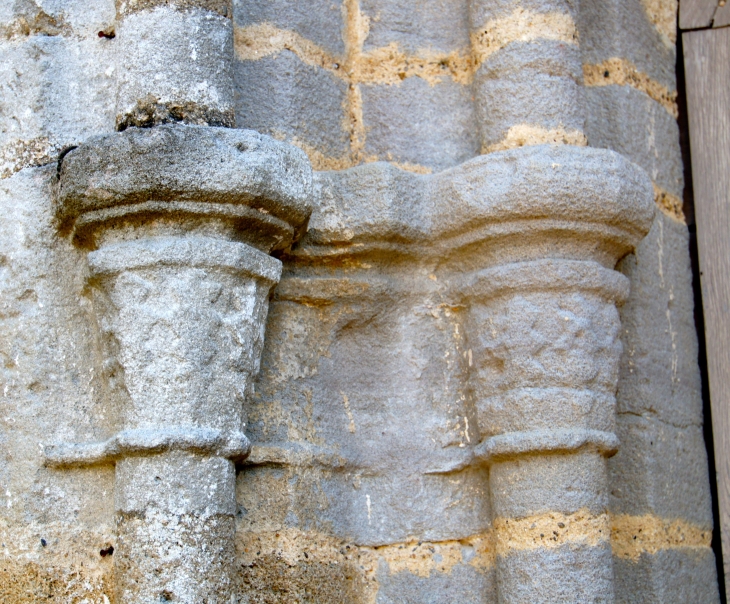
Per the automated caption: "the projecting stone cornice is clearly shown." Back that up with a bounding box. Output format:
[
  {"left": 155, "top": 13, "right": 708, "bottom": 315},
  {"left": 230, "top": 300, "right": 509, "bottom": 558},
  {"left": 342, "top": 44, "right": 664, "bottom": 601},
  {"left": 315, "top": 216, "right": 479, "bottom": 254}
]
[
  {"left": 55, "top": 124, "right": 313, "bottom": 252},
  {"left": 293, "top": 144, "right": 655, "bottom": 263}
]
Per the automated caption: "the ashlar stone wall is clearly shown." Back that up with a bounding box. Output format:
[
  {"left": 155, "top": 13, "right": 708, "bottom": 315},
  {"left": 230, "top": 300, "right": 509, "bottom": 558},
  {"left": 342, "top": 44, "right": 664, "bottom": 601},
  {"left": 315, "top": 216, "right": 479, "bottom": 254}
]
[{"left": 0, "top": 0, "right": 720, "bottom": 602}]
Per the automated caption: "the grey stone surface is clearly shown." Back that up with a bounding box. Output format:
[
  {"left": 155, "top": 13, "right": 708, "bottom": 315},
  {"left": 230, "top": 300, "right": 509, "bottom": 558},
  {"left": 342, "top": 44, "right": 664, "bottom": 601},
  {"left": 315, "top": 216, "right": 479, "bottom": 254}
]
[
  {"left": 617, "top": 214, "right": 703, "bottom": 427},
  {"left": 470, "top": 0, "right": 579, "bottom": 27},
  {"left": 361, "top": 78, "right": 480, "bottom": 171},
  {"left": 115, "top": 452, "right": 237, "bottom": 603},
  {"left": 361, "top": 0, "right": 471, "bottom": 53},
  {"left": 474, "top": 41, "right": 584, "bottom": 149},
  {"left": 304, "top": 144, "right": 654, "bottom": 250},
  {"left": 609, "top": 413, "right": 714, "bottom": 526},
  {"left": 584, "top": 85, "right": 683, "bottom": 196},
  {"left": 0, "top": 32, "right": 116, "bottom": 178},
  {"left": 490, "top": 451, "right": 611, "bottom": 517},
  {"left": 579, "top": 0, "right": 676, "bottom": 91},
  {"left": 498, "top": 542, "right": 615, "bottom": 604},
  {"left": 234, "top": 52, "right": 350, "bottom": 161},
  {"left": 0, "top": 165, "right": 114, "bottom": 527},
  {"left": 375, "top": 563, "right": 495, "bottom": 604},
  {"left": 0, "top": 1, "right": 721, "bottom": 602},
  {"left": 614, "top": 548, "right": 721, "bottom": 604},
  {"left": 233, "top": 0, "right": 345, "bottom": 56},
  {"left": 115, "top": 7, "right": 236, "bottom": 129},
  {"left": 57, "top": 124, "right": 313, "bottom": 251}
]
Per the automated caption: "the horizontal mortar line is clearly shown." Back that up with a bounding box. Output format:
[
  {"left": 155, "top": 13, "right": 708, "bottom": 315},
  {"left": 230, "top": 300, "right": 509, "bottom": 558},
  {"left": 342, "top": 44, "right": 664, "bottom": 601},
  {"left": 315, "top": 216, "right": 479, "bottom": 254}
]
[
  {"left": 583, "top": 58, "right": 678, "bottom": 118},
  {"left": 482, "top": 124, "right": 587, "bottom": 155},
  {"left": 494, "top": 509, "right": 610, "bottom": 554},
  {"left": 234, "top": 9, "right": 576, "bottom": 88},
  {"left": 269, "top": 131, "right": 432, "bottom": 174},
  {"left": 232, "top": 512, "right": 710, "bottom": 571},
  {"left": 234, "top": 20, "right": 675, "bottom": 130},
  {"left": 0, "top": 513, "right": 711, "bottom": 573},
  {"left": 470, "top": 7, "right": 578, "bottom": 66},
  {"left": 652, "top": 182, "right": 685, "bottom": 223},
  {"left": 494, "top": 509, "right": 712, "bottom": 559},
  {"left": 233, "top": 22, "right": 472, "bottom": 86},
  {"left": 610, "top": 513, "right": 712, "bottom": 561}
]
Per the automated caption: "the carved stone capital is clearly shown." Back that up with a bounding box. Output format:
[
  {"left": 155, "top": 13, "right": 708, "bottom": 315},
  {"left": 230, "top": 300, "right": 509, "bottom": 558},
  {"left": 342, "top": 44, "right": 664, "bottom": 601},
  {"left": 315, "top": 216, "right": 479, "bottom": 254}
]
[{"left": 48, "top": 123, "right": 312, "bottom": 603}]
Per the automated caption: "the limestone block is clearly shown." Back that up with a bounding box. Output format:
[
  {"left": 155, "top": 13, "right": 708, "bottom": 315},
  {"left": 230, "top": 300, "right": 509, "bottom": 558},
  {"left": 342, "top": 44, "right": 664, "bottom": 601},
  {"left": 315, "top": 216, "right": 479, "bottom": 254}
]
[
  {"left": 474, "top": 41, "right": 585, "bottom": 151},
  {"left": 614, "top": 548, "right": 721, "bottom": 604},
  {"left": 361, "top": 77, "right": 479, "bottom": 171},
  {"left": 234, "top": 53, "right": 351, "bottom": 164},
  {"left": 115, "top": 7, "right": 236, "bottom": 129},
  {"left": 233, "top": 0, "right": 345, "bottom": 56},
  {"left": 360, "top": 0, "right": 470, "bottom": 54},
  {"left": 617, "top": 214, "right": 703, "bottom": 427},
  {"left": 584, "top": 85, "right": 683, "bottom": 198},
  {"left": 579, "top": 0, "right": 676, "bottom": 91}
]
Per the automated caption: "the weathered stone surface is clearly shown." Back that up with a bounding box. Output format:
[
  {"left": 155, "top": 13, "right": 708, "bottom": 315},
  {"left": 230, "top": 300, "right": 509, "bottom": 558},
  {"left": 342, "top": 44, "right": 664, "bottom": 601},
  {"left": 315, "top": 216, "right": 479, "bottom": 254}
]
[
  {"left": 303, "top": 144, "right": 654, "bottom": 251},
  {"left": 614, "top": 548, "right": 721, "bottom": 604},
  {"left": 361, "top": 77, "right": 480, "bottom": 171},
  {"left": 56, "top": 124, "right": 313, "bottom": 251},
  {"left": 234, "top": 52, "right": 351, "bottom": 164},
  {"left": 585, "top": 85, "right": 683, "bottom": 197},
  {"left": 234, "top": 0, "right": 345, "bottom": 56},
  {"left": 498, "top": 542, "right": 615, "bottom": 604},
  {"left": 0, "top": 0, "right": 722, "bottom": 601},
  {"left": 115, "top": 7, "right": 236, "bottom": 129}
]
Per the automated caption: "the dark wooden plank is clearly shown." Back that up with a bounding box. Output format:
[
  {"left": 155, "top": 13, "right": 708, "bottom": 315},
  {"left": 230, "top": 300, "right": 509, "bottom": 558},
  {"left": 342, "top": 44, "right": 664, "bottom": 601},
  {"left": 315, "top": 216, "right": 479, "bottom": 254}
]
[
  {"left": 680, "top": 0, "right": 720, "bottom": 29},
  {"left": 684, "top": 26, "right": 730, "bottom": 599}
]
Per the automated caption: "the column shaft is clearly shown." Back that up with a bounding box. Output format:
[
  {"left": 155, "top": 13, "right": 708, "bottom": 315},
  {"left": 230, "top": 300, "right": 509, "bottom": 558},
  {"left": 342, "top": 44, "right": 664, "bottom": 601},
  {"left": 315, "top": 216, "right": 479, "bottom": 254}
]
[
  {"left": 467, "top": 259, "right": 627, "bottom": 603},
  {"left": 469, "top": 0, "right": 585, "bottom": 153}
]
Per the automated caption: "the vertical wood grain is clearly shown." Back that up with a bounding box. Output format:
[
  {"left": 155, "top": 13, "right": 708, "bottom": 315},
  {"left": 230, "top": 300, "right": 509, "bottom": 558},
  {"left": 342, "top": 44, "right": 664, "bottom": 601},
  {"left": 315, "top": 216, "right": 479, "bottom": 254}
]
[
  {"left": 680, "top": 0, "right": 720, "bottom": 29},
  {"left": 683, "top": 26, "right": 730, "bottom": 600}
]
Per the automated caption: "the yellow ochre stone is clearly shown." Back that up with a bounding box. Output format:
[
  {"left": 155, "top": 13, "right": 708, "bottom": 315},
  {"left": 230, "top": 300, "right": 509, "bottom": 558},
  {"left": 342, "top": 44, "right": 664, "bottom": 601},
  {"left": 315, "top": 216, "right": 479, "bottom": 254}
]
[{"left": 483, "top": 125, "right": 588, "bottom": 154}]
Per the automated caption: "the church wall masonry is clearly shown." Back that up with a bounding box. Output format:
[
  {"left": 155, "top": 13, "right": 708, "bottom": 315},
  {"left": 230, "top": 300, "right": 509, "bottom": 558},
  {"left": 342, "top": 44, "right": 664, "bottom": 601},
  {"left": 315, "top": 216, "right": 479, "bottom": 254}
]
[{"left": 0, "top": 0, "right": 720, "bottom": 602}]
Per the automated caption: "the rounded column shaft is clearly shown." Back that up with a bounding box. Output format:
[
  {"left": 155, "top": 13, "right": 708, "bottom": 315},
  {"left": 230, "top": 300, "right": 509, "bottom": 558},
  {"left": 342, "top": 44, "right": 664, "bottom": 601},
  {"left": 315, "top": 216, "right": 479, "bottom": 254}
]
[
  {"left": 115, "top": 0, "right": 236, "bottom": 129},
  {"left": 467, "top": 259, "right": 627, "bottom": 603},
  {"left": 115, "top": 452, "right": 236, "bottom": 603},
  {"left": 469, "top": 0, "right": 585, "bottom": 153}
]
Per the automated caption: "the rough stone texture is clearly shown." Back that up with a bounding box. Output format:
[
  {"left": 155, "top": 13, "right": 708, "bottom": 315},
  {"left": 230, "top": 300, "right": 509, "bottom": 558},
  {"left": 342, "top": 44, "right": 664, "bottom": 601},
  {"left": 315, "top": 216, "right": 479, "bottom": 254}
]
[
  {"left": 234, "top": 53, "right": 351, "bottom": 165},
  {"left": 115, "top": 7, "right": 236, "bottom": 130},
  {"left": 474, "top": 41, "right": 585, "bottom": 151},
  {"left": 56, "top": 124, "right": 313, "bottom": 251},
  {"left": 0, "top": 1, "right": 116, "bottom": 179},
  {"left": 579, "top": 0, "right": 676, "bottom": 92},
  {"left": 234, "top": 0, "right": 345, "bottom": 56},
  {"left": 498, "top": 542, "right": 615, "bottom": 604},
  {"left": 0, "top": 0, "right": 722, "bottom": 602},
  {"left": 584, "top": 85, "right": 683, "bottom": 197},
  {"left": 614, "top": 548, "right": 721, "bottom": 604},
  {"left": 361, "top": 77, "right": 479, "bottom": 171},
  {"left": 116, "top": 0, "right": 233, "bottom": 18}
]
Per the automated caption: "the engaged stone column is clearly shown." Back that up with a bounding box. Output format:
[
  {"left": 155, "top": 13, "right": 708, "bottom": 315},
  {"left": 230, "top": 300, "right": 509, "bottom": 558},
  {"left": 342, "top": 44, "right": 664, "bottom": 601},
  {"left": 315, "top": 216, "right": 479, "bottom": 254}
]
[
  {"left": 465, "top": 260, "right": 627, "bottom": 603},
  {"left": 469, "top": 0, "right": 585, "bottom": 153},
  {"left": 115, "top": 0, "right": 236, "bottom": 130},
  {"left": 46, "top": 125, "right": 311, "bottom": 603}
]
